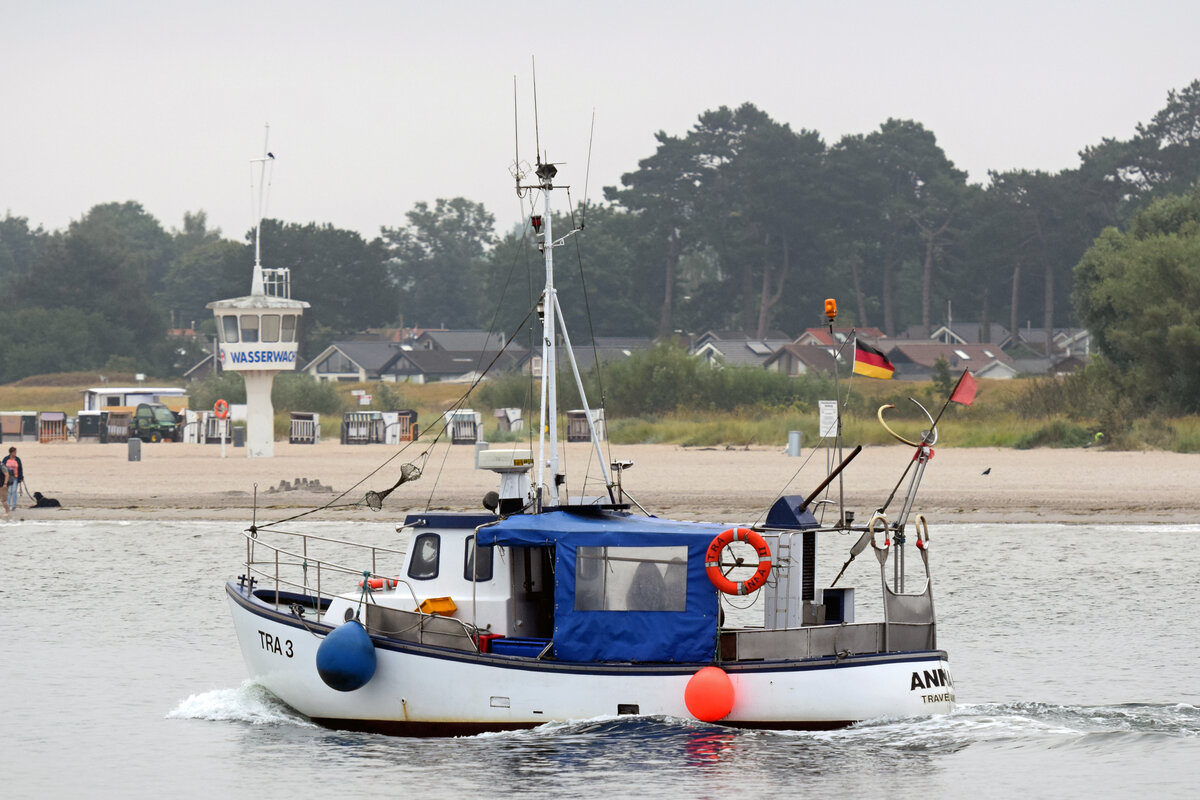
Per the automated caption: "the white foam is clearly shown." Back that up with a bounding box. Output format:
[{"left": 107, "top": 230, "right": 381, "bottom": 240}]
[{"left": 166, "top": 680, "right": 316, "bottom": 727}]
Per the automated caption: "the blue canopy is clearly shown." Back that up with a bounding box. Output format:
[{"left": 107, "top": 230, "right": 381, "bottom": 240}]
[
  {"left": 477, "top": 509, "right": 730, "bottom": 548},
  {"left": 478, "top": 510, "right": 728, "bottom": 663}
]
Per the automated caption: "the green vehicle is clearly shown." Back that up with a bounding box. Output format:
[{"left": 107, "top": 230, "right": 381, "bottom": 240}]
[{"left": 129, "top": 402, "right": 181, "bottom": 443}]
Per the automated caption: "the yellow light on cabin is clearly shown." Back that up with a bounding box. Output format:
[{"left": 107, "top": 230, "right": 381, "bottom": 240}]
[{"left": 824, "top": 298, "right": 838, "bottom": 321}]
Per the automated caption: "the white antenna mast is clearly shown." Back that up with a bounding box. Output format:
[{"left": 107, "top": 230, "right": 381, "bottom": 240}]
[
  {"left": 516, "top": 71, "right": 613, "bottom": 508},
  {"left": 250, "top": 123, "right": 275, "bottom": 296},
  {"left": 531, "top": 57, "right": 542, "bottom": 163}
]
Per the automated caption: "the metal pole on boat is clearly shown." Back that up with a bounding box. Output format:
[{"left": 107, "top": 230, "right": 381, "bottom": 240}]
[
  {"left": 536, "top": 160, "right": 560, "bottom": 506},
  {"left": 824, "top": 299, "right": 846, "bottom": 527},
  {"left": 551, "top": 299, "right": 615, "bottom": 499},
  {"left": 515, "top": 97, "right": 616, "bottom": 505},
  {"left": 798, "top": 445, "right": 861, "bottom": 513}
]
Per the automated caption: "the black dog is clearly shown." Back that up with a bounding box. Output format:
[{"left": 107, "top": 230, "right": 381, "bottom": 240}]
[{"left": 32, "top": 492, "right": 61, "bottom": 508}]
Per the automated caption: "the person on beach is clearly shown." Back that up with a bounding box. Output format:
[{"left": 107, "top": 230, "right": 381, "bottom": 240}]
[
  {"left": 4, "top": 447, "right": 23, "bottom": 513},
  {"left": 0, "top": 456, "right": 8, "bottom": 514}
]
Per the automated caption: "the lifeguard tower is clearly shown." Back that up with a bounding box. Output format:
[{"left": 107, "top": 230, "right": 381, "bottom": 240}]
[{"left": 206, "top": 132, "right": 309, "bottom": 458}]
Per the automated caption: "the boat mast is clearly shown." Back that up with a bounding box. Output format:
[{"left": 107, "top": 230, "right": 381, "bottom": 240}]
[
  {"left": 522, "top": 154, "right": 614, "bottom": 508},
  {"left": 536, "top": 160, "right": 560, "bottom": 505}
]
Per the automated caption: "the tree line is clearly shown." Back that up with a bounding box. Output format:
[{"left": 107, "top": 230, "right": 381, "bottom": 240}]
[{"left": 1, "top": 81, "right": 1199, "bottom": 393}]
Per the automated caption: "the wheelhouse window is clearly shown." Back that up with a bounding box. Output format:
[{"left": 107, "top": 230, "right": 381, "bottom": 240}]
[
  {"left": 575, "top": 546, "right": 688, "bottom": 612},
  {"left": 221, "top": 315, "right": 239, "bottom": 343},
  {"left": 261, "top": 314, "right": 280, "bottom": 342},
  {"left": 408, "top": 533, "right": 440, "bottom": 580},
  {"left": 240, "top": 314, "right": 260, "bottom": 343},
  {"left": 464, "top": 535, "right": 494, "bottom": 582},
  {"left": 281, "top": 314, "right": 297, "bottom": 342}
]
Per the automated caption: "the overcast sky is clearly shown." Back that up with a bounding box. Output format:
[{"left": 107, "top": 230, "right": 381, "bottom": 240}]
[{"left": 5, "top": 1, "right": 1198, "bottom": 244}]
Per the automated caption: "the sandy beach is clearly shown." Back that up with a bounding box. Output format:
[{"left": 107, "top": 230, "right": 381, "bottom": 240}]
[{"left": 3, "top": 438, "right": 1198, "bottom": 525}]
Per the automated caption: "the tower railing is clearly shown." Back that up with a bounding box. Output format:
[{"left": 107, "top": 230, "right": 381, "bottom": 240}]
[{"left": 262, "top": 267, "right": 292, "bottom": 299}]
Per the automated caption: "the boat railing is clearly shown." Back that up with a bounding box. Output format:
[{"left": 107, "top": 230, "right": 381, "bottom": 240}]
[
  {"left": 240, "top": 527, "right": 414, "bottom": 622},
  {"left": 363, "top": 604, "right": 483, "bottom": 653},
  {"left": 721, "top": 619, "right": 936, "bottom": 661}
]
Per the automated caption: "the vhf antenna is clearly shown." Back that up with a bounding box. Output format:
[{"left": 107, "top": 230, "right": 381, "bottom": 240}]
[
  {"left": 532, "top": 56, "right": 542, "bottom": 166},
  {"left": 581, "top": 108, "right": 595, "bottom": 229},
  {"left": 514, "top": 77, "right": 520, "bottom": 183}
]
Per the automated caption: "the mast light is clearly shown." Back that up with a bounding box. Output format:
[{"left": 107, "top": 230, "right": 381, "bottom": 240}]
[{"left": 824, "top": 298, "right": 838, "bottom": 322}]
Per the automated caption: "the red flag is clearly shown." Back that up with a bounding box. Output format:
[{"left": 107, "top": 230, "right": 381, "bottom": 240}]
[
  {"left": 949, "top": 369, "right": 977, "bottom": 405},
  {"left": 853, "top": 340, "right": 895, "bottom": 380}
]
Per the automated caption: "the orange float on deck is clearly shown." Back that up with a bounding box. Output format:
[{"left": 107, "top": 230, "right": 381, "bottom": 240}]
[
  {"left": 358, "top": 577, "right": 399, "bottom": 590},
  {"left": 684, "top": 666, "right": 735, "bottom": 722}
]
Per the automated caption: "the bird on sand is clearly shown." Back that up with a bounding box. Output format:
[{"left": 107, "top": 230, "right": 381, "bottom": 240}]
[{"left": 981, "top": 467, "right": 991, "bottom": 475}]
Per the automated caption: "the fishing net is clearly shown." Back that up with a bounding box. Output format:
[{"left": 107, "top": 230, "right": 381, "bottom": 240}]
[{"left": 362, "top": 462, "right": 422, "bottom": 512}]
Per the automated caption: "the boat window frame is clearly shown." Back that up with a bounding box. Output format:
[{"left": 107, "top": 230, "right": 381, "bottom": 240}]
[
  {"left": 407, "top": 532, "right": 441, "bottom": 580},
  {"left": 464, "top": 535, "right": 494, "bottom": 583},
  {"left": 574, "top": 545, "right": 689, "bottom": 612}
]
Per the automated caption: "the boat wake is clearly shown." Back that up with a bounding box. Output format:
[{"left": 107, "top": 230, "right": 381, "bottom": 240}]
[
  {"left": 166, "top": 680, "right": 317, "bottom": 728},
  {"left": 170, "top": 689, "right": 1198, "bottom": 754},
  {"left": 773, "top": 701, "right": 1200, "bottom": 752},
  {"left": 472, "top": 701, "right": 1200, "bottom": 750}
]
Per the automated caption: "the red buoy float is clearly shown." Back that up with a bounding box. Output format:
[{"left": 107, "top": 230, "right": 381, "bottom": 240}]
[
  {"left": 705, "top": 527, "right": 772, "bottom": 595},
  {"left": 213, "top": 398, "right": 230, "bottom": 419},
  {"left": 358, "top": 577, "right": 399, "bottom": 590},
  {"left": 684, "top": 666, "right": 735, "bottom": 722}
]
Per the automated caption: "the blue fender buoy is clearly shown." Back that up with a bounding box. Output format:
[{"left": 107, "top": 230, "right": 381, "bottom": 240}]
[{"left": 316, "top": 619, "right": 376, "bottom": 691}]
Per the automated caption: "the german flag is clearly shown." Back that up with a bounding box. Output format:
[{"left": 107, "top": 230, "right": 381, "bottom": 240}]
[{"left": 853, "top": 339, "right": 895, "bottom": 379}]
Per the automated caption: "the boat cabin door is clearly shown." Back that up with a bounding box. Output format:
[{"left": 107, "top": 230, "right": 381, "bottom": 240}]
[{"left": 508, "top": 546, "right": 554, "bottom": 638}]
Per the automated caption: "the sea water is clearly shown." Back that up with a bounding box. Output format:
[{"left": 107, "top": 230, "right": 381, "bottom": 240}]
[{"left": 1, "top": 519, "right": 1197, "bottom": 799}]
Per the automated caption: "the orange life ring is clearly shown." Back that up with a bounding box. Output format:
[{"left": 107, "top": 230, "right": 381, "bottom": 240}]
[
  {"left": 705, "top": 527, "right": 772, "bottom": 595},
  {"left": 214, "top": 399, "right": 230, "bottom": 419}
]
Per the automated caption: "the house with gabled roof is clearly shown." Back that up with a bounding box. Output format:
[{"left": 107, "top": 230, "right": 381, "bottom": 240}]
[
  {"left": 764, "top": 344, "right": 841, "bottom": 377},
  {"left": 303, "top": 328, "right": 526, "bottom": 383},
  {"left": 1056, "top": 328, "right": 1092, "bottom": 357},
  {"left": 184, "top": 352, "right": 219, "bottom": 382},
  {"left": 413, "top": 330, "right": 507, "bottom": 351},
  {"left": 302, "top": 342, "right": 408, "bottom": 382},
  {"left": 793, "top": 326, "right": 887, "bottom": 348},
  {"left": 691, "top": 330, "right": 793, "bottom": 369},
  {"left": 516, "top": 337, "right": 655, "bottom": 377},
  {"left": 1009, "top": 326, "right": 1092, "bottom": 359},
  {"left": 882, "top": 341, "right": 1018, "bottom": 380},
  {"left": 692, "top": 328, "right": 790, "bottom": 350},
  {"left": 902, "top": 322, "right": 1012, "bottom": 347},
  {"left": 303, "top": 342, "right": 528, "bottom": 384},
  {"left": 694, "top": 338, "right": 794, "bottom": 368},
  {"left": 571, "top": 337, "right": 655, "bottom": 371},
  {"left": 387, "top": 349, "right": 525, "bottom": 384}
]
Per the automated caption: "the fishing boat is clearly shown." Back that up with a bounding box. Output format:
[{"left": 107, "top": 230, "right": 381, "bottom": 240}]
[{"left": 226, "top": 147, "right": 963, "bottom": 737}]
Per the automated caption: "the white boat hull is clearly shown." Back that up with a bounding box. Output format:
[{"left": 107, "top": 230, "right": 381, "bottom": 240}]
[{"left": 228, "top": 582, "right": 954, "bottom": 735}]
